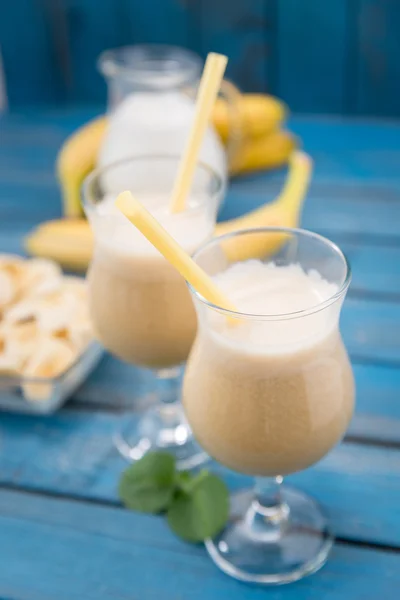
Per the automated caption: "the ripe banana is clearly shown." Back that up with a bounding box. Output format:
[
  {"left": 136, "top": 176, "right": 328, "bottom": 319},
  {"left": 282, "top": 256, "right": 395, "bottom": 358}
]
[
  {"left": 229, "top": 130, "right": 296, "bottom": 176},
  {"left": 26, "top": 151, "right": 312, "bottom": 271},
  {"left": 219, "top": 151, "right": 312, "bottom": 262},
  {"left": 213, "top": 93, "right": 286, "bottom": 143},
  {"left": 57, "top": 116, "right": 107, "bottom": 218},
  {"left": 57, "top": 94, "right": 288, "bottom": 218}
]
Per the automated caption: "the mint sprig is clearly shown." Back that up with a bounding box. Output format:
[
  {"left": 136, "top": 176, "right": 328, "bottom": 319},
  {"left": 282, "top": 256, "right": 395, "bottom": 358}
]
[
  {"left": 118, "top": 451, "right": 229, "bottom": 543},
  {"left": 118, "top": 451, "right": 176, "bottom": 513},
  {"left": 167, "top": 470, "right": 229, "bottom": 542}
]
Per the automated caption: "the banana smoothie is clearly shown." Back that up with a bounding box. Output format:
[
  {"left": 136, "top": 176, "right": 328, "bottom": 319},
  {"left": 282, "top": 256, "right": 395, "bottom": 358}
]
[
  {"left": 88, "top": 193, "right": 215, "bottom": 369},
  {"left": 183, "top": 259, "right": 355, "bottom": 476}
]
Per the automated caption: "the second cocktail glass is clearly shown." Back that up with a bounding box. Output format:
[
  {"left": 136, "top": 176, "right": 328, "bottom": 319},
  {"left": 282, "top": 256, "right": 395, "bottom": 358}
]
[
  {"left": 183, "top": 227, "right": 355, "bottom": 583},
  {"left": 83, "top": 155, "right": 221, "bottom": 468}
]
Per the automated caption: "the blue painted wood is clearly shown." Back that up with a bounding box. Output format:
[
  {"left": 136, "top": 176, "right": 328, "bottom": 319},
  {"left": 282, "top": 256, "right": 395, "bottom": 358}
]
[
  {"left": 1, "top": 1, "right": 400, "bottom": 115},
  {"left": 59, "top": 0, "right": 190, "bottom": 103},
  {"left": 75, "top": 347, "right": 400, "bottom": 407},
  {"left": 355, "top": 0, "right": 400, "bottom": 117},
  {"left": 276, "top": 0, "right": 348, "bottom": 114},
  {"left": 70, "top": 353, "right": 400, "bottom": 447},
  {"left": 0, "top": 0, "right": 61, "bottom": 106},
  {"left": 0, "top": 109, "right": 400, "bottom": 594},
  {"left": 341, "top": 298, "right": 400, "bottom": 364},
  {"left": 227, "top": 179, "right": 400, "bottom": 241},
  {"left": 0, "top": 489, "right": 399, "bottom": 600},
  {"left": 196, "top": 0, "right": 270, "bottom": 92},
  {"left": 0, "top": 412, "right": 400, "bottom": 549},
  {"left": 3, "top": 112, "right": 400, "bottom": 452},
  {"left": 1, "top": 113, "right": 400, "bottom": 240},
  {"left": 124, "top": 0, "right": 190, "bottom": 47},
  {"left": 60, "top": 0, "right": 127, "bottom": 103},
  {"left": 2, "top": 111, "right": 400, "bottom": 178},
  {"left": 336, "top": 242, "right": 400, "bottom": 298}
]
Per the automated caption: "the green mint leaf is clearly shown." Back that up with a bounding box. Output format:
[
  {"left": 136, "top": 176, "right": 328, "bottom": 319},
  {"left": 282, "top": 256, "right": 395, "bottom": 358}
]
[
  {"left": 176, "top": 469, "right": 209, "bottom": 495},
  {"left": 175, "top": 470, "right": 195, "bottom": 494},
  {"left": 119, "top": 451, "right": 176, "bottom": 514},
  {"left": 167, "top": 472, "right": 229, "bottom": 542}
]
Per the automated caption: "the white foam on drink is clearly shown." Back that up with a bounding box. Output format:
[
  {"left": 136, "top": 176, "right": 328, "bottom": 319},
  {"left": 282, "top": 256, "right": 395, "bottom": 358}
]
[
  {"left": 92, "top": 192, "right": 214, "bottom": 257},
  {"left": 211, "top": 260, "right": 340, "bottom": 354}
]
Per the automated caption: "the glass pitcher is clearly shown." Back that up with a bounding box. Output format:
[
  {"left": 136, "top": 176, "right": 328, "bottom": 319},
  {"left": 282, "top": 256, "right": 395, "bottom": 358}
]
[{"left": 97, "top": 45, "right": 241, "bottom": 200}]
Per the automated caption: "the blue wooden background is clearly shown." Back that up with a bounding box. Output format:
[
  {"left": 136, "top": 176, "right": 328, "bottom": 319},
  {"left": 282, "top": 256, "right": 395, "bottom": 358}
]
[{"left": 0, "top": 0, "right": 399, "bottom": 116}]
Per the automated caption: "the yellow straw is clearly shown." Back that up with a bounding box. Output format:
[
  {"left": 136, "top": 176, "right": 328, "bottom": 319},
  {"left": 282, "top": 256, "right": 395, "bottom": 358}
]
[
  {"left": 116, "top": 191, "right": 237, "bottom": 312},
  {"left": 169, "top": 52, "right": 228, "bottom": 214}
]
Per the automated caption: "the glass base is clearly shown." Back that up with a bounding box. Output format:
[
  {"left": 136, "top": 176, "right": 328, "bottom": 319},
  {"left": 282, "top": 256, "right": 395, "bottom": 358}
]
[
  {"left": 206, "top": 486, "right": 333, "bottom": 585},
  {"left": 114, "top": 403, "right": 209, "bottom": 470}
]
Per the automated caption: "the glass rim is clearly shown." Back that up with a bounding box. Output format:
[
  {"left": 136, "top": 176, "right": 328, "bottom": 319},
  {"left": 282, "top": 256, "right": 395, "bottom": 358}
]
[
  {"left": 82, "top": 153, "right": 223, "bottom": 212},
  {"left": 98, "top": 44, "right": 202, "bottom": 83},
  {"left": 189, "top": 227, "right": 352, "bottom": 321}
]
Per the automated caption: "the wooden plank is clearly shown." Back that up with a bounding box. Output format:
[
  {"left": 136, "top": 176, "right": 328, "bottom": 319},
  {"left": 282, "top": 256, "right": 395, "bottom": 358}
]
[
  {"left": 303, "top": 185, "right": 400, "bottom": 241},
  {"left": 349, "top": 413, "right": 400, "bottom": 444},
  {"left": 0, "top": 426, "right": 400, "bottom": 550},
  {"left": 65, "top": 357, "right": 400, "bottom": 446},
  {"left": 225, "top": 178, "right": 400, "bottom": 240},
  {"left": 276, "top": 0, "right": 348, "bottom": 114},
  {"left": 196, "top": 0, "right": 271, "bottom": 92},
  {"left": 51, "top": 0, "right": 190, "bottom": 103},
  {"left": 291, "top": 117, "right": 400, "bottom": 182},
  {"left": 124, "top": 0, "right": 190, "bottom": 47},
  {"left": 2, "top": 112, "right": 400, "bottom": 182},
  {"left": 342, "top": 298, "right": 400, "bottom": 364},
  {"left": 2, "top": 176, "right": 400, "bottom": 373},
  {"left": 71, "top": 355, "right": 400, "bottom": 443},
  {"left": 60, "top": 0, "right": 128, "bottom": 103},
  {"left": 355, "top": 0, "right": 400, "bottom": 117},
  {"left": 0, "top": 185, "right": 61, "bottom": 226},
  {"left": 0, "top": 1, "right": 61, "bottom": 107},
  {"left": 352, "top": 363, "right": 400, "bottom": 420},
  {"left": 0, "top": 488, "right": 399, "bottom": 600},
  {"left": 338, "top": 242, "right": 400, "bottom": 298},
  {"left": 69, "top": 352, "right": 400, "bottom": 443},
  {"left": 234, "top": 185, "right": 400, "bottom": 241},
  {"left": 71, "top": 353, "right": 156, "bottom": 409},
  {"left": 75, "top": 355, "right": 400, "bottom": 417}
]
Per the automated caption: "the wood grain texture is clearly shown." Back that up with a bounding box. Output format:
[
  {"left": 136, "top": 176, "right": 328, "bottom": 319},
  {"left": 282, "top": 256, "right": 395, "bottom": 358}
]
[
  {"left": 342, "top": 298, "right": 400, "bottom": 364},
  {"left": 0, "top": 108, "right": 400, "bottom": 595},
  {"left": 124, "top": 0, "right": 190, "bottom": 47},
  {"left": 61, "top": 0, "right": 127, "bottom": 103},
  {"left": 0, "top": 0, "right": 62, "bottom": 107},
  {"left": 69, "top": 353, "right": 400, "bottom": 440},
  {"left": 1, "top": 113, "right": 400, "bottom": 236},
  {"left": 196, "top": 0, "right": 270, "bottom": 92},
  {"left": 276, "top": 0, "right": 348, "bottom": 113},
  {"left": 355, "top": 0, "right": 400, "bottom": 117},
  {"left": 1, "top": 1, "right": 400, "bottom": 114},
  {"left": 0, "top": 488, "right": 400, "bottom": 600},
  {"left": 0, "top": 420, "right": 400, "bottom": 548}
]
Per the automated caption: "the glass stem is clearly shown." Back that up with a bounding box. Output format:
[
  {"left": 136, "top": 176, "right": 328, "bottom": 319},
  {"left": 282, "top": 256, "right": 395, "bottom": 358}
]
[
  {"left": 245, "top": 477, "right": 289, "bottom": 539},
  {"left": 154, "top": 366, "right": 187, "bottom": 432},
  {"left": 154, "top": 366, "right": 182, "bottom": 405}
]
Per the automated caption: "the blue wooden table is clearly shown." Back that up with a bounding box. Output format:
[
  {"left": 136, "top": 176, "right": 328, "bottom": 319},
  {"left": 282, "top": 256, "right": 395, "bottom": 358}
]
[{"left": 1, "top": 108, "right": 400, "bottom": 599}]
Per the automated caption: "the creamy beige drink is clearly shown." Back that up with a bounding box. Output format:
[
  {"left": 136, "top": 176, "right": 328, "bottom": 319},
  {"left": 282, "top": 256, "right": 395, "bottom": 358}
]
[
  {"left": 183, "top": 260, "right": 355, "bottom": 476},
  {"left": 88, "top": 193, "right": 214, "bottom": 369}
]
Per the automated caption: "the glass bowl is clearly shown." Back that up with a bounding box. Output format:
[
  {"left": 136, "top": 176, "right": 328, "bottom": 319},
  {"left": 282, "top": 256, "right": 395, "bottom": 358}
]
[{"left": 0, "top": 341, "right": 103, "bottom": 414}]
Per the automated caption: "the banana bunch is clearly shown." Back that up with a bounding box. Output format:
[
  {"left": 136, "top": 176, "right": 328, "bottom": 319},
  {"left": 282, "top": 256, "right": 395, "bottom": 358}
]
[
  {"left": 57, "top": 93, "right": 294, "bottom": 218},
  {"left": 26, "top": 152, "right": 312, "bottom": 271}
]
